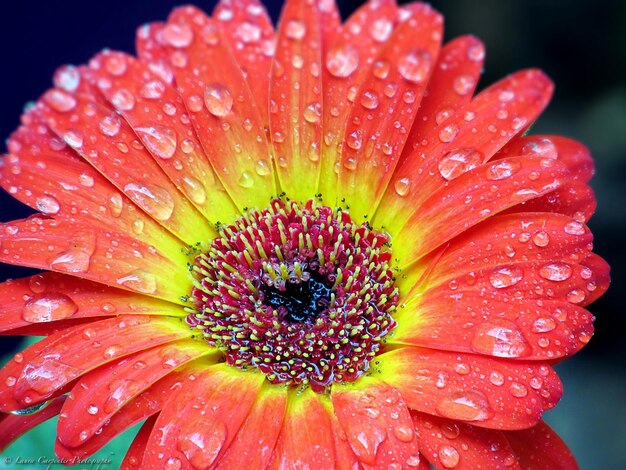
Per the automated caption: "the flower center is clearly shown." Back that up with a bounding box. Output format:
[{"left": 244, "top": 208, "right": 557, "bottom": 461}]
[{"left": 187, "top": 198, "right": 398, "bottom": 392}]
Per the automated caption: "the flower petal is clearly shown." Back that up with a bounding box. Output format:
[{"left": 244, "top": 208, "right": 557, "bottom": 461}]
[
  {"left": 120, "top": 415, "right": 158, "bottom": 469},
  {"left": 376, "top": 69, "right": 554, "bottom": 237},
  {"left": 89, "top": 50, "right": 238, "bottom": 224},
  {"left": 412, "top": 411, "right": 519, "bottom": 469},
  {"left": 331, "top": 377, "right": 421, "bottom": 468},
  {"left": 0, "top": 396, "right": 66, "bottom": 452},
  {"left": 392, "top": 155, "right": 569, "bottom": 266},
  {"left": 142, "top": 363, "right": 264, "bottom": 468},
  {"left": 337, "top": 4, "right": 443, "bottom": 221},
  {"left": 1, "top": 116, "right": 185, "bottom": 261},
  {"left": 218, "top": 384, "right": 287, "bottom": 469},
  {"left": 37, "top": 87, "right": 214, "bottom": 245},
  {"left": 322, "top": 396, "right": 361, "bottom": 470},
  {"left": 401, "top": 35, "right": 485, "bottom": 161},
  {"left": 0, "top": 315, "right": 191, "bottom": 411},
  {"left": 161, "top": 6, "right": 277, "bottom": 210},
  {"left": 0, "top": 217, "right": 191, "bottom": 303},
  {"left": 376, "top": 346, "right": 562, "bottom": 430},
  {"left": 318, "top": 0, "right": 399, "bottom": 202},
  {"left": 57, "top": 340, "right": 214, "bottom": 448},
  {"left": 0, "top": 273, "right": 185, "bottom": 335},
  {"left": 268, "top": 387, "right": 335, "bottom": 469},
  {"left": 505, "top": 421, "right": 578, "bottom": 470}
]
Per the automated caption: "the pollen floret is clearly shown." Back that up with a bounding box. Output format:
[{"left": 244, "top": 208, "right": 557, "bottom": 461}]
[{"left": 187, "top": 198, "right": 398, "bottom": 392}]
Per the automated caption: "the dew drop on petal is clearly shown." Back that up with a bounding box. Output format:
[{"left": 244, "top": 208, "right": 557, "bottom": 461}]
[
  {"left": 238, "top": 172, "right": 254, "bottom": 188},
  {"left": 29, "top": 274, "right": 47, "bottom": 294},
  {"left": 116, "top": 270, "right": 157, "bottom": 294},
  {"left": 467, "top": 43, "right": 485, "bottom": 62},
  {"left": 53, "top": 65, "right": 80, "bottom": 92},
  {"left": 165, "top": 457, "right": 182, "bottom": 470},
  {"left": 255, "top": 160, "right": 271, "bottom": 176},
  {"left": 438, "top": 124, "right": 459, "bottom": 143},
  {"left": 177, "top": 421, "right": 226, "bottom": 469},
  {"left": 438, "top": 148, "right": 482, "bottom": 180},
  {"left": 452, "top": 74, "right": 474, "bottom": 96},
  {"left": 522, "top": 138, "right": 557, "bottom": 159},
  {"left": 162, "top": 23, "right": 194, "bottom": 48},
  {"left": 108, "top": 193, "right": 123, "bottom": 217},
  {"left": 489, "top": 371, "right": 505, "bottom": 386},
  {"left": 539, "top": 262, "right": 572, "bottom": 281},
  {"left": 124, "top": 183, "right": 175, "bottom": 221},
  {"left": 370, "top": 18, "right": 393, "bottom": 42},
  {"left": 236, "top": 22, "right": 262, "bottom": 44},
  {"left": 393, "top": 425, "right": 414, "bottom": 443},
  {"left": 204, "top": 84, "right": 233, "bottom": 117},
  {"left": 486, "top": 160, "right": 520, "bottom": 180},
  {"left": 49, "top": 232, "right": 96, "bottom": 274},
  {"left": 87, "top": 404, "right": 99, "bottom": 415},
  {"left": 99, "top": 115, "right": 121, "bottom": 137},
  {"left": 360, "top": 90, "right": 379, "bottom": 110},
  {"left": 394, "top": 177, "right": 411, "bottom": 197},
  {"left": 111, "top": 89, "right": 136, "bottom": 111},
  {"left": 135, "top": 125, "right": 177, "bottom": 160},
  {"left": 36, "top": 195, "right": 60, "bottom": 215},
  {"left": 435, "top": 391, "right": 493, "bottom": 422},
  {"left": 326, "top": 45, "right": 359, "bottom": 78},
  {"left": 509, "top": 382, "right": 528, "bottom": 398},
  {"left": 398, "top": 49, "right": 432, "bottom": 83},
  {"left": 182, "top": 176, "right": 207, "bottom": 205},
  {"left": 564, "top": 221, "right": 585, "bottom": 235},
  {"left": 532, "top": 316, "right": 557, "bottom": 333},
  {"left": 140, "top": 80, "right": 166, "bottom": 100},
  {"left": 63, "top": 130, "right": 84, "bottom": 149},
  {"left": 439, "top": 445, "right": 460, "bottom": 468},
  {"left": 303, "top": 102, "right": 321, "bottom": 123},
  {"left": 471, "top": 320, "right": 531, "bottom": 358},
  {"left": 351, "top": 425, "right": 387, "bottom": 462},
  {"left": 566, "top": 289, "right": 586, "bottom": 304},
  {"left": 22, "top": 293, "right": 78, "bottom": 323},
  {"left": 285, "top": 20, "right": 306, "bottom": 40},
  {"left": 489, "top": 266, "right": 523, "bottom": 288},
  {"left": 532, "top": 231, "right": 550, "bottom": 247},
  {"left": 43, "top": 89, "right": 77, "bottom": 113}
]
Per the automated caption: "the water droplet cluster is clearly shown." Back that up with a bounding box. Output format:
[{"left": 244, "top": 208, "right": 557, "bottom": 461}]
[{"left": 187, "top": 199, "right": 398, "bottom": 392}]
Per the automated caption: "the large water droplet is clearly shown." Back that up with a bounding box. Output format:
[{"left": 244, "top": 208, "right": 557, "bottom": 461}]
[
  {"left": 63, "top": 130, "right": 84, "bottom": 149},
  {"left": 539, "top": 262, "right": 572, "bottom": 282},
  {"left": 398, "top": 49, "right": 432, "bottom": 83},
  {"left": 438, "top": 124, "right": 459, "bottom": 143},
  {"left": 453, "top": 74, "right": 474, "bottom": 96},
  {"left": 36, "top": 195, "right": 60, "bottom": 215},
  {"left": 486, "top": 161, "right": 520, "bottom": 181},
  {"left": 124, "top": 183, "right": 175, "bottom": 221},
  {"left": 435, "top": 391, "right": 493, "bottom": 422},
  {"left": 99, "top": 115, "right": 121, "bottom": 137},
  {"left": 326, "top": 45, "right": 359, "bottom": 78},
  {"left": 140, "top": 80, "right": 166, "bottom": 100},
  {"left": 303, "top": 102, "right": 321, "bottom": 123},
  {"left": 135, "top": 125, "right": 177, "bottom": 160},
  {"left": 439, "top": 445, "right": 460, "bottom": 468},
  {"left": 116, "top": 270, "right": 157, "bottom": 294},
  {"left": 438, "top": 148, "right": 482, "bottom": 180},
  {"left": 238, "top": 172, "right": 254, "bottom": 188},
  {"left": 285, "top": 20, "right": 306, "bottom": 40},
  {"left": 162, "top": 23, "right": 194, "bottom": 48},
  {"left": 49, "top": 231, "right": 96, "bottom": 274},
  {"left": 22, "top": 293, "right": 78, "bottom": 323},
  {"left": 204, "top": 84, "right": 233, "bottom": 117},
  {"left": 360, "top": 90, "right": 380, "bottom": 110},
  {"left": 370, "top": 18, "right": 393, "bottom": 43},
  {"left": 177, "top": 420, "right": 226, "bottom": 469},
  {"left": 394, "top": 178, "right": 411, "bottom": 197},
  {"left": 53, "top": 65, "right": 80, "bottom": 92},
  {"left": 43, "top": 89, "right": 77, "bottom": 113},
  {"left": 532, "top": 316, "right": 557, "bottom": 333},
  {"left": 471, "top": 320, "right": 532, "bottom": 357},
  {"left": 182, "top": 176, "right": 207, "bottom": 205},
  {"left": 111, "top": 89, "right": 136, "bottom": 111},
  {"left": 489, "top": 266, "right": 523, "bottom": 288}
]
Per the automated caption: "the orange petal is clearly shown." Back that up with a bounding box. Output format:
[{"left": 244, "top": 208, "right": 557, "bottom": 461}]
[
  {"left": 1, "top": 116, "right": 184, "bottom": 261},
  {"left": 376, "top": 347, "right": 562, "bottom": 430},
  {"left": 0, "top": 315, "right": 191, "bottom": 411},
  {"left": 392, "top": 155, "right": 569, "bottom": 266},
  {"left": 120, "top": 415, "right": 158, "bottom": 470},
  {"left": 401, "top": 35, "right": 485, "bottom": 162},
  {"left": 412, "top": 412, "right": 519, "bottom": 469},
  {"left": 0, "top": 217, "right": 191, "bottom": 303},
  {"left": 0, "top": 272, "right": 185, "bottom": 335},
  {"left": 268, "top": 387, "right": 335, "bottom": 469},
  {"left": 0, "top": 396, "right": 66, "bottom": 452},
  {"left": 218, "top": 384, "right": 287, "bottom": 468},
  {"left": 319, "top": 0, "right": 399, "bottom": 203},
  {"left": 331, "top": 377, "right": 421, "bottom": 468},
  {"left": 57, "top": 340, "right": 214, "bottom": 448},
  {"left": 337, "top": 4, "right": 443, "bottom": 221},
  {"left": 142, "top": 364, "right": 264, "bottom": 468},
  {"left": 376, "top": 69, "right": 554, "bottom": 237},
  {"left": 322, "top": 396, "right": 361, "bottom": 470},
  {"left": 89, "top": 50, "right": 238, "bottom": 224},
  {"left": 162, "top": 6, "right": 276, "bottom": 210},
  {"left": 505, "top": 421, "right": 578, "bottom": 470}
]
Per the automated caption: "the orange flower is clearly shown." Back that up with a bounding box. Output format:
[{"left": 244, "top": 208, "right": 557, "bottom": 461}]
[{"left": 0, "top": 0, "right": 609, "bottom": 468}]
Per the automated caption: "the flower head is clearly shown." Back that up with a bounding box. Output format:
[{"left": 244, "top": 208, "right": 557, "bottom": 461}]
[{"left": 0, "top": 0, "right": 609, "bottom": 468}]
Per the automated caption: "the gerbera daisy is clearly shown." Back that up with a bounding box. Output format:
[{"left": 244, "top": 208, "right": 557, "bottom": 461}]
[{"left": 0, "top": 0, "right": 610, "bottom": 468}]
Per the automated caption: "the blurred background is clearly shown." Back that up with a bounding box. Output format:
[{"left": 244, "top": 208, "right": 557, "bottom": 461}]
[{"left": 0, "top": 0, "right": 624, "bottom": 468}]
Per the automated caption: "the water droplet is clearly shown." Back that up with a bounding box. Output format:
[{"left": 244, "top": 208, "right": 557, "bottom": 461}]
[
  {"left": 498, "top": 90, "right": 515, "bottom": 102},
  {"left": 346, "top": 130, "right": 362, "bottom": 150},
  {"left": 238, "top": 172, "right": 254, "bottom": 188},
  {"left": 104, "top": 55, "right": 127, "bottom": 76},
  {"left": 539, "top": 262, "right": 572, "bottom": 282},
  {"left": 116, "top": 270, "right": 157, "bottom": 294},
  {"left": 162, "top": 23, "right": 194, "bottom": 48},
  {"left": 87, "top": 404, "right": 99, "bottom": 415},
  {"left": 135, "top": 125, "right": 177, "bottom": 160},
  {"left": 22, "top": 293, "right": 78, "bottom": 323},
  {"left": 140, "top": 80, "right": 166, "bottom": 99},
  {"left": 394, "top": 177, "right": 411, "bottom": 197},
  {"left": 398, "top": 49, "right": 432, "bottom": 83},
  {"left": 124, "top": 183, "right": 174, "bottom": 221},
  {"left": 177, "top": 421, "right": 226, "bottom": 469},
  {"left": 439, "top": 445, "right": 460, "bottom": 468},
  {"left": 489, "top": 266, "right": 523, "bottom": 288},
  {"left": 471, "top": 320, "right": 531, "bottom": 357},
  {"left": 285, "top": 20, "right": 306, "bottom": 40},
  {"left": 489, "top": 371, "right": 505, "bottom": 386},
  {"left": 453, "top": 74, "right": 474, "bottom": 96},
  {"left": 36, "top": 195, "right": 60, "bottom": 215},
  {"left": 467, "top": 43, "right": 485, "bottom": 62},
  {"left": 532, "top": 316, "right": 557, "bottom": 333},
  {"left": 79, "top": 173, "right": 95, "bottom": 188},
  {"left": 438, "top": 148, "right": 482, "bottom": 180},
  {"left": 255, "top": 160, "right": 271, "bottom": 176},
  {"left": 108, "top": 193, "right": 123, "bottom": 217},
  {"left": 50, "top": 231, "right": 96, "bottom": 274},
  {"left": 435, "top": 391, "right": 493, "bottom": 422},
  {"left": 344, "top": 157, "right": 358, "bottom": 170},
  {"left": 204, "top": 84, "right": 233, "bottom": 117},
  {"left": 393, "top": 425, "right": 414, "bottom": 442},
  {"left": 165, "top": 457, "right": 182, "bottom": 470},
  {"left": 566, "top": 288, "right": 586, "bottom": 304},
  {"left": 326, "top": 45, "right": 359, "bottom": 78},
  {"left": 54, "top": 65, "right": 80, "bottom": 92},
  {"left": 351, "top": 424, "right": 387, "bottom": 462},
  {"left": 522, "top": 138, "right": 557, "bottom": 159},
  {"left": 370, "top": 18, "right": 393, "bottom": 42},
  {"left": 111, "top": 89, "right": 136, "bottom": 111},
  {"left": 564, "top": 221, "right": 585, "bottom": 235},
  {"left": 63, "top": 130, "right": 84, "bottom": 149},
  {"left": 179, "top": 176, "right": 206, "bottom": 205},
  {"left": 438, "top": 124, "right": 459, "bottom": 143},
  {"left": 43, "top": 89, "right": 77, "bottom": 113},
  {"left": 486, "top": 160, "right": 520, "bottom": 181},
  {"left": 509, "top": 382, "right": 528, "bottom": 398},
  {"left": 360, "top": 90, "right": 379, "bottom": 110},
  {"left": 303, "top": 102, "right": 321, "bottom": 123},
  {"left": 99, "top": 115, "right": 121, "bottom": 137},
  {"left": 235, "top": 21, "right": 262, "bottom": 43},
  {"left": 532, "top": 231, "right": 550, "bottom": 247},
  {"left": 29, "top": 274, "right": 47, "bottom": 294}
]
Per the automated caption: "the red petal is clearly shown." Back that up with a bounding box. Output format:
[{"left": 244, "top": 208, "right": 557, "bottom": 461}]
[
  {"left": 393, "top": 155, "right": 569, "bottom": 266},
  {"left": 36, "top": 87, "right": 213, "bottom": 245},
  {"left": 337, "top": 4, "right": 443, "bottom": 221},
  {"left": 505, "top": 421, "right": 578, "bottom": 470},
  {"left": 0, "top": 217, "right": 191, "bottom": 303},
  {"left": 1, "top": 116, "right": 184, "bottom": 259},
  {"left": 162, "top": 6, "right": 276, "bottom": 210},
  {"left": 89, "top": 50, "right": 238, "bottom": 223},
  {"left": 402, "top": 35, "right": 485, "bottom": 162},
  {"left": 0, "top": 315, "right": 191, "bottom": 411},
  {"left": 377, "top": 347, "right": 562, "bottom": 430},
  {"left": 412, "top": 412, "right": 519, "bottom": 469},
  {"left": 331, "top": 378, "right": 421, "bottom": 468},
  {"left": 218, "top": 385, "right": 287, "bottom": 469},
  {"left": 213, "top": 0, "right": 276, "bottom": 119},
  {"left": 319, "top": 0, "right": 399, "bottom": 202},
  {"left": 142, "top": 364, "right": 264, "bottom": 468},
  {"left": 120, "top": 415, "right": 158, "bottom": 470},
  {"left": 0, "top": 272, "right": 185, "bottom": 335},
  {"left": 57, "top": 340, "right": 213, "bottom": 447},
  {"left": 268, "top": 387, "right": 335, "bottom": 469},
  {"left": 376, "top": 69, "right": 554, "bottom": 238},
  {"left": 0, "top": 396, "right": 66, "bottom": 452}
]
